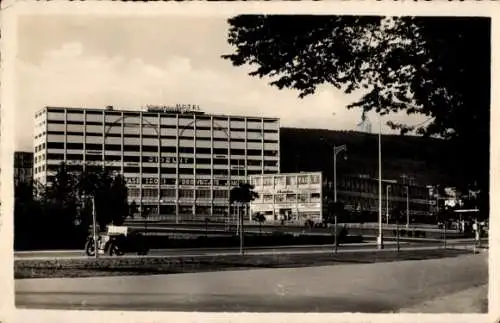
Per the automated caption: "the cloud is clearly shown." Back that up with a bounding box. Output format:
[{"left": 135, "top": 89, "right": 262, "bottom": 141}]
[
  {"left": 46, "top": 42, "right": 84, "bottom": 59},
  {"left": 15, "top": 41, "right": 426, "bottom": 151}
]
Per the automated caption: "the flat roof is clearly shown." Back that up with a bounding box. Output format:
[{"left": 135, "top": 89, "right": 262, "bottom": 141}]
[
  {"left": 42, "top": 106, "right": 280, "bottom": 122},
  {"left": 249, "top": 171, "right": 322, "bottom": 177}
]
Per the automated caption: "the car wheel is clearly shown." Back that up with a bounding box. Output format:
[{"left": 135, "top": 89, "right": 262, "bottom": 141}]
[
  {"left": 85, "top": 239, "right": 96, "bottom": 257},
  {"left": 108, "top": 243, "right": 122, "bottom": 256}
]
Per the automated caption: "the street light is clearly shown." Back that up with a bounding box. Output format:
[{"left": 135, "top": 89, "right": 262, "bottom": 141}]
[
  {"left": 386, "top": 184, "right": 391, "bottom": 225},
  {"left": 377, "top": 115, "right": 384, "bottom": 250},
  {"left": 406, "top": 185, "right": 410, "bottom": 229},
  {"left": 91, "top": 196, "right": 98, "bottom": 259},
  {"left": 332, "top": 143, "right": 347, "bottom": 253}
]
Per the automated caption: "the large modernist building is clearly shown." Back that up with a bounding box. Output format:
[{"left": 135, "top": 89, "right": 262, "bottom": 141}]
[
  {"left": 33, "top": 105, "right": 280, "bottom": 222},
  {"left": 249, "top": 172, "right": 433, "bottom": 225}
]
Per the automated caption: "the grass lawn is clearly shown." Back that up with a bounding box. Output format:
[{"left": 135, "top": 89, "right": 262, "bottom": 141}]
[{"left": 15, "top": 248, "right": 474, "bottom": 280}]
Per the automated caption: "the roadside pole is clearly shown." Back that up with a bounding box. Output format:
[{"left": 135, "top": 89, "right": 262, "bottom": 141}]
[
  {"left": 443, "top": 222, "right": 447, "bottom": 249},
  {"left": 239, "top": 203, "right": 244, "bottom": 256},
  {"left": 396, "top": 219, "right": 400, "bottom": 253},
  {"left": 92, "top": 196, "right": 98, "bottom": 259}
]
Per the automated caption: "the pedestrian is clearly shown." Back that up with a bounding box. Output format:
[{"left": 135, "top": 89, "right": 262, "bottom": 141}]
[{"left": 473, "top": 220, "right": 480, "bottom": 245}]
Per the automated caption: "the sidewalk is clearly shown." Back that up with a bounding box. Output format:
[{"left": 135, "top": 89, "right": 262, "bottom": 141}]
[{"left": 398, "top": 284, "right": 488, "bottom": 313}]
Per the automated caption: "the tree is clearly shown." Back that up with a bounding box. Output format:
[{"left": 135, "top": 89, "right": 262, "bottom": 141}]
[
  {"left": 77, "top": 169, "right": 130, "bottom": 230},
  {"left": 223, "top": 15, "right": 490, "bottom": 205},
  {"left": 230, "top": 183, "right": 259, "bottom": 255},
  {"left": 230, "top": 183, "right": 259, "bottom": 205},
  {"left": 325, "top": 201, "right": 345, "bottom": 224},
  {"left": 129, "top": 201, "right": 138, "bottom": 219},
  {"left": 14, "top": 180, "right": 43, "bottom": 249},
  {"left": 252, "top": 212, "right": 266, "bottom": 234}
]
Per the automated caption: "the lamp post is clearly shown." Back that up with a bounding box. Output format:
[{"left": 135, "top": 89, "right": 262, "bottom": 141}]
[
  {"left": 406, "top": 185, "right": 410, "bottom": 229},
  {"left": 91, "top": 196, "right": 98, "bottom": 259},
  {"left": 386, "top": 185, "right": 391, "bottom": 225},
  {"left": 333, "top": 144, "right": 347, "bottom": 253},
  {"left": 377, "top": 115, "right": 384, "bottom": 250}
]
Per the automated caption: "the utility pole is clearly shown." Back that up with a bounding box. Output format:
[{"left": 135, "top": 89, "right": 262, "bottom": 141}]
[
  {"left": 386, "top": 185, "right": 391, "bottom": 225},
  {"left": 240, "top": 202, "right": 244, "bottom": 256},
  {"left": 92, "top": 196, "right": 98, "bottom": 259},
  {"left": 406, "top": 185, "right": 410, "bottom": 229},
  {"left": 377, "top": 116, "right": 383, "bottom": 249},
  {"left": 333, "top": 144, "right": 347, "bottom": 254}
]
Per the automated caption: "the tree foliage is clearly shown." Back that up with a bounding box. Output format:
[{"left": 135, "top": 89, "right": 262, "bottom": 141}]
[
  {"left": 14, "top": 163, "right": 131, "bottom": 249},
  {"left": 230, "top": 183, "right": 259, "bottom": 205},
  {"left": 222, "top": 15, "right": 490, "bottom": 196}
]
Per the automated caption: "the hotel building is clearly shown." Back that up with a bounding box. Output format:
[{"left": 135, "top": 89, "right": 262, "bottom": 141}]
[{"left": 33, "top": 105, "right": 280, "bottom": 222}]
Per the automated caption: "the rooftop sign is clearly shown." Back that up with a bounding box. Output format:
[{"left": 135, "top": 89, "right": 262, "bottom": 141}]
[{"left": 146, "top": 104, "right": 201, "bottom": 114}]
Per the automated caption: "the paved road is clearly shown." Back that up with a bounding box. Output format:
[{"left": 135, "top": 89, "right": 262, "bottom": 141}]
[
  {"left": 126, "top": 222, "right": 458, "bottom": 234},
  {"left": 14, "top": 242, "right": 405, "bottom": 260},
  {"left": 15, "top": 253, "right": 488, "bottom": 312},
  {"left": 15, "top": 239, "right": 484, "bottom": 260}
]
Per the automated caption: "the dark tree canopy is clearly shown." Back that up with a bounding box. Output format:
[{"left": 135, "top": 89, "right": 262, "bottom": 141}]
[
  {"left": 230, "top": 183, "right": 259, "bottom": 204},
  {"left": 223, "top": 15, "right": 490, "bottom": 196}
]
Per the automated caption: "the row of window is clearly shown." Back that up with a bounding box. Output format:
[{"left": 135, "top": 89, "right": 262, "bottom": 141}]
[
  {"left": 341, "top": 195, "right": 430, "bottom": 210},
  {"left": 41, "top": 165, "right": 278, "bottom": 177},
  {"left": 251, "top": 174, "right": 321, "bottom": 187},
  {"left": 45, "top": 120, "right": 278, "bottom": 133},
  {"left": 338, "top": 183, "right": 428, "bottom": 199},
  {"left": 34, "top": 143, "right": 46, "bottom": 152},
  {"left": 44, "top": 153, "right": 278, "bottom": 167},
  {"left": 337, "top": 178, "right": 428, "bottom": 199},
  {"left": 42, "top": 108, "right": 279, "bottom": 123},
  {"left": 42, "top": 164, "right": 273, "bottom": 175},
  {"left": 255, "top": 192, "right": 322, "bottom": 204},
  {"left": 44, "top": 142, "right": 279, "bottom": 156},
  {"left": 119, "top": 204, "right": 247, "bottom": 216},
  {"left": 128, "top": 188, "right": 230, "bottom": 199},
  {"left": 44, "top": 131, "right": 279, "bottom": 143}
]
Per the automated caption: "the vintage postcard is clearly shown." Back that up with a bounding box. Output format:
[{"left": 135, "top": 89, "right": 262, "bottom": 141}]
[{"left": 0, "top": 1, "right": 498, "bottom": 323}]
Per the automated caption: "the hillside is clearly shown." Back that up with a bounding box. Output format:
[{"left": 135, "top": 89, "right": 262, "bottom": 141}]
[{"left": 279, "top": 128, "right": 456, "bottom": 187}]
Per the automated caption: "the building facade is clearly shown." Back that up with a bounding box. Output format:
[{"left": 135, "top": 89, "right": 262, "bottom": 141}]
[
  {"left": 335, "top": 174, "right": 432, "bottom": 222},
  {"left": 249, "top": 172, "right": 323, "bottom": 224},
  {"left": 14, "top": 151, "right": 34, "bottom": 186},
  {"left": 33, "top": 105, "right": 280, "bottom": 221},
  {"left": 249, "top": 172, "right": 433, "bottom": 225}
]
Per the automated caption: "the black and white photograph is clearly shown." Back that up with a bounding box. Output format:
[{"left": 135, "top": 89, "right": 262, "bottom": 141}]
[{"left": 1, "top": 2, "right": 497, "bottom": 321}]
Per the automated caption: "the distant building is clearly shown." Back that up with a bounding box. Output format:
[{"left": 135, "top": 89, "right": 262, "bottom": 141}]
[
  {"left": 14, "top": 151, "right": 33, "bottom": 186},
  {"left": 249, "top": 171, "right": 433, "bottom": 225},
  {"left": 33, "top": 105, "right": 280, "bottom": 222},
  {"left": 335, "top": 174, "right": 432, "bottom": 222},
  {"left": 356, "top": 113, "right": 372, "bottom": 133},
  {"left": 249, "top": 172, "right": 323, "bottom": 224}
]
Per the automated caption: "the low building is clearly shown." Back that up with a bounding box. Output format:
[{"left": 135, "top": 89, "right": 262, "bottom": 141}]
[
  {"left": 14, "top": 151, "right": 34, "bottom": 186},
  {"left": 335, "top": 174, "right": 432, "bottom": 223},
  {"left": 249, "top": 172, "right": 433, "bottom": 225},
  {"left": 249, "top": 172, "right": 323, "bottom": 224}
]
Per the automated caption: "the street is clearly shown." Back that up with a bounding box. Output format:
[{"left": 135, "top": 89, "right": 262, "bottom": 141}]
[
  {"left": 15, "top": 253, "right": 488, "bottom": 312},
  {"left": 14, "top": 239, "right": 484, "bottom": 260}
]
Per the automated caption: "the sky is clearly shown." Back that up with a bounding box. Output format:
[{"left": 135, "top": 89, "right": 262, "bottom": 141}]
[{"left": 15, "top": 14, "right": 425, "bottom": 151}]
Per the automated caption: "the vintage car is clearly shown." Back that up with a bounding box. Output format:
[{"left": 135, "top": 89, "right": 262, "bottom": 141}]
[{"left": 85, "top": 225, "right": 149, "bottom": 257}]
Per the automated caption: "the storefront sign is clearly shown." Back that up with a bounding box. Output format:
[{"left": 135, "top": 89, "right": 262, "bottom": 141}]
[
  {"left": 147, "top": 156, "right": 191, "bottom": 164},
  {"left": 125, "top": 177, "right": 140, "bottom": 185},
  {"left": 146, "top": 104, "right": 201, "bottom": 114}
]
